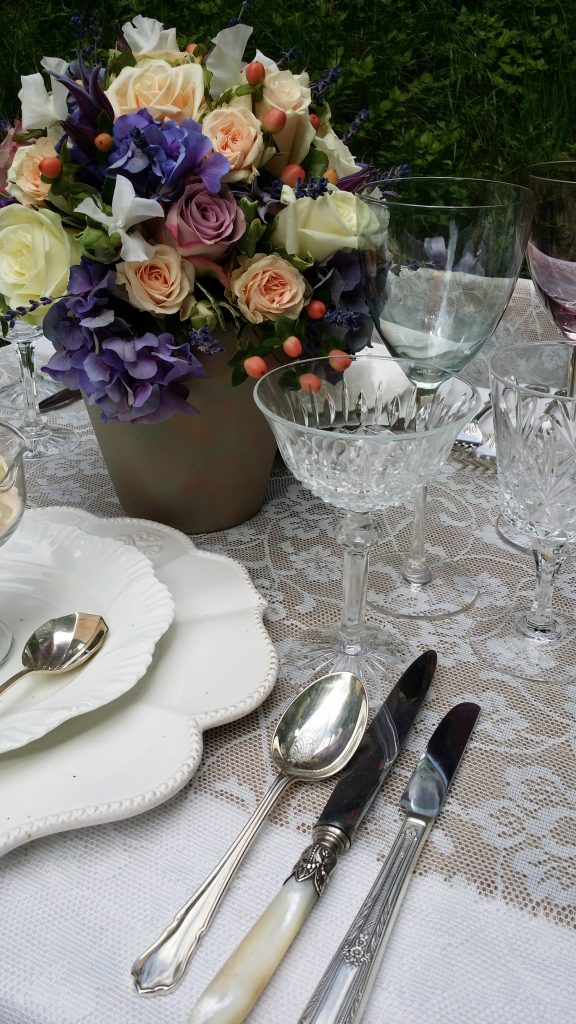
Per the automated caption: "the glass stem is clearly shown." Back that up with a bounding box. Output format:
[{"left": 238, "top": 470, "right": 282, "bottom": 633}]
[
  {"left": 337, "top": 512, "right": 377, "bottom": 654},
  {"left": 16, "top": 339, "right": 43, "bottom": 435},
  {"left": 568, "top": 348, "right": 576, "bottom": 397},
  {"left": 402, "top": 484, "right": 432, "bottom": 585},
  {"left": 518, "top": 542, "right": 566, "bottom": 641}
]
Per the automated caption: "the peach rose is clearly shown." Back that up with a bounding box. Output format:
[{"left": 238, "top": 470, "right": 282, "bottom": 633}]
[
  {"left": 116, "top": 244, "right": 195, "bottom": 316},
  {"left": 230, "top": 254, "right": 306, "bottom": 324},
  {"left": 201, "top": 105, "right": 270, "bottom": 183},
  {"left": 6, "top": 136, "right": 58, "bottom": 206},
  {"left": 105, "top": 60, "right": 206, "bottom": 123},
  {"left": 256, "top": 69, "right": 315, "bottom": 174}
]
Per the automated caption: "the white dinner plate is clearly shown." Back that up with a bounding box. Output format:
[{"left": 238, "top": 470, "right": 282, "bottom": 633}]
[
  {"left": 0, "top": 507, "right": 277, "bottom": 856},
  {"left": 0, "top": 518, "right": 174, "bottom": 753}
]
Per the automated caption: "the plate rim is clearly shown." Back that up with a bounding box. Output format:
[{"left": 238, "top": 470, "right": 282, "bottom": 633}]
[{"left": 0, "top": 507, "right": 278, "bottom": 855}]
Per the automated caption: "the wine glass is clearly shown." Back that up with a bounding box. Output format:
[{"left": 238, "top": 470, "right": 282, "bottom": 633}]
[
  {"left": 254, "top": 354, "right": 480, "bottom": 689},
  {"left": 496, "top": 161, "right": 575, "bottom": 553},
  {"left": 358, "top": 176, "right": 534, "bottom": 618},
  {"left": 482, "top": 343, "right": 576, "bottom": 683},
  {"left": 5, "top": 321, "right": 76, "bottom": 459},
  {"left": 0, "top": 420, "right": 27, "bottom": 664}
]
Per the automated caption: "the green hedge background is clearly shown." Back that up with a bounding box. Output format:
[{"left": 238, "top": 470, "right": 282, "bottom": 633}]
[{"left": 1, "top": 0, "right": 574, "bottom": 181}]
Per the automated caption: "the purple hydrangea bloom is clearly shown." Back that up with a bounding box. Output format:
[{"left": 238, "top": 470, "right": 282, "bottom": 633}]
[
  {"left": 42, "top": 257, "right": 206, "bottom": 423},
  {"left": 106, "top": 112, "right": 230, "bottom": 200}
]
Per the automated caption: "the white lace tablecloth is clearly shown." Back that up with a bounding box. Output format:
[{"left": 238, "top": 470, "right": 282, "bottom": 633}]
[{"left": 1, "top": 280, "right": 575, "bottom": 1024}]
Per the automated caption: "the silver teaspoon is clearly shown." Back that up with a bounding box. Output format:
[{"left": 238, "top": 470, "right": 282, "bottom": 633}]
[
  {"left": 0, "top": 613, "right": 109, "bottom": 698},
  {"left": 132, "top": 670, "right": 368, "bottom": 996}
]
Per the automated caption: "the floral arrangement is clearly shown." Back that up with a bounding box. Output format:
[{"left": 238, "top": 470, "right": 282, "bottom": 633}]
[{"left": 0, "top": 11, "right": 390, "bottom": 423}]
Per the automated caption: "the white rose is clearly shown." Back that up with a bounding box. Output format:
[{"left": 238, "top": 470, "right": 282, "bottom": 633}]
[
  {"left": 256, "top": 70, "right": 315, "bottom": 174},
  {"left": 0, "top": 205, "right": 77, "bottom": 318},
  {"left": 312, "top": 127, "right": 361, "bottom": 179},
  {"left": 202, "top": 106, "right": 270, "bottom": 182},
  {"left": 271, "top": 186, "right": 382, "bottom": 263},
  {"left": 105, "top": 60, "right": 206, "bottom": 122}
]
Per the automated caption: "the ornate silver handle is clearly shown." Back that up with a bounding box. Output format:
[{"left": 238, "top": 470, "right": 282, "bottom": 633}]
[
  {"left": 132, "top": 773, "right": 292, "bottom": 995},
  {"left": 298, "top": 815, "right": 430, "bottom": 1024}
]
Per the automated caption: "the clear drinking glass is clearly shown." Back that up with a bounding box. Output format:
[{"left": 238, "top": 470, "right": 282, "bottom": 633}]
[
  {"left": 0, "top": 421, "right": 27, "bottom": 664},
  {"left": 487, "top": 343, "right": 576, "bottom": 683},
  {"left": 6, "top": 322, "right": 76, "bottom": 459},
  {"left": 358, "top": 176, "right": 534, "bottom": 618},
  {"left": 254, "top": 354, "right": 480, "bottom": 689}
]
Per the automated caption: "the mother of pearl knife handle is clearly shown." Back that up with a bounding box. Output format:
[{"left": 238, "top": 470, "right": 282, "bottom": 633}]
[
  {"left": 298, "top": 816, "right": 430, "bottom": 1024},
  {"left": 132, "top": 774, "right": 292, "bottom": 995},
  {"left": 188, "top": 830, "right": 347, "bottom": 1024}
]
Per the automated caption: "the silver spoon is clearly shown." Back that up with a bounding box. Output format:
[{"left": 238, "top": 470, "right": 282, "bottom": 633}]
[
  {"left": 132, "top": 670, "right": 369, "bottom": 996},
  {"left": 0, "top": 613, "right": 109, "bottom": 698}
]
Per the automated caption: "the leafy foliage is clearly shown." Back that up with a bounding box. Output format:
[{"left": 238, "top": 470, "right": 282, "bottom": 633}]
[{"left": 0, "top": 0, "right": 573, "bottom": 180}]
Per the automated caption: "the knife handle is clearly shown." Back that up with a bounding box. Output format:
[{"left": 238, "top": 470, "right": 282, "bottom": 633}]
[
  {"left": 132, "top": 773, "right": 292, "bottom": 995},
  {"left": 298, "top": 815, "right": 429, "bottom": 1024},
  {"left": 188, "top": 827, "right": 348, "bottom": 1024}
]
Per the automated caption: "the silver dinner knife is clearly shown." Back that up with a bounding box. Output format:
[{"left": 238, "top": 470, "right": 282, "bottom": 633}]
[
  {"left": 298, "top": 701, "right": 480, "bottom": 1024},
  {"left": 186, "top": 650, "right": 437, "bottom": 1024}
]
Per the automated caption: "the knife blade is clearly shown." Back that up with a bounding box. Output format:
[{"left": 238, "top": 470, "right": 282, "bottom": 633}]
[
  {"left": 38, "top": 387, "right": 81, "bottom": 412},
  {"left": 297, "top": 701, "right": 480, "bottom": 1024},
  {"left": 187, "top": 650, "right": 436, "bottom": 1024}
]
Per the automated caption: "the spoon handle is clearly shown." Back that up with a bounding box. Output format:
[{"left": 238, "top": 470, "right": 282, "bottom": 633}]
[
  {"left": 0, "top": 668, "right": 29, "bottom": 698},
  {"left": 132, "top": 772, "right": 293, "bottom": 996}
]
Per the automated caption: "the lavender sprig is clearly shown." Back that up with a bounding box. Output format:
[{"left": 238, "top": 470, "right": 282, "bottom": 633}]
[
  {"left": 278, "top": 46, "right": 300, "bottom": 69},
  {"left": 342, "top": 109, "right": 369, "bottom": 144},
  {"left": 310, "top": 66, "right": 341, "bottom": 104},
  {"left": 294, "top": 176, "right": 330, "bottom": 200},
  {"left": 1, "top": 297, "right": 53, "bottom": 330},
  {"left": 324, "top": 307, "right": 359, "bottom": 331},
  {"left": 229, "top": 1, "right": 250, "bottom": 26},
  {"left": 188, "top": 325, "right": 224, "bottom": 355}
]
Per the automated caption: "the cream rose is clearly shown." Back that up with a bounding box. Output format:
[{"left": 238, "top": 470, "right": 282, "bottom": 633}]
[
  {"left": 116, "top": 244, "right": 194, "bottom": 316},
  {"left": 271, "top": 186, "right": 382, "bottom": 263},
  {"left": 202, "top": 105, "right": 269, "bottom": 182},
  {"left": 230, "top": 254, "right": 306, "bottom": 324},
  {"left": 0, "top": 205, "right": 77, "bottom": 318},
  {"left": 256, "top": 70, "right": 315, "bottom": 174},
  {"left": 6, "top": 136, "right": 58, "bottom": 207},
  {"left": 312, "top": 127, "right": 361, "bottom": 179},
  {"left": 105, "top": 60, "right": 206, "bottom": 122}
]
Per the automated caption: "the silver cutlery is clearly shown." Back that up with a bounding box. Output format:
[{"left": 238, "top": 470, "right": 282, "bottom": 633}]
[
  {"left": 0, "top": 612, "right": 108, "bottom": 698},
  {"left": 132, "top": 670, "right": 369, "bottom": 995},
  {"left": 185, "top": 650, "right": 436, "bottom": 1024},
  {"left": 455, "top": 398, "right": 492, "bottom": 447},
  {"left": 298, "top": 701, "right": 480, "bottom": 1024},
  {"left": 38, "top": 388, "right": 82, "bottom": 413}
]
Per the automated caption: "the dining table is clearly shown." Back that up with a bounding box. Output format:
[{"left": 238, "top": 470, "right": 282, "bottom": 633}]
[{"left": 0, "top": 278, "right": 574, "bottom": 1024}]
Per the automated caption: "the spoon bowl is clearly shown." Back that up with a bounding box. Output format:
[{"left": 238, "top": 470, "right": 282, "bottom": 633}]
[
  {"left": 0, "top": 613, "right": 108, "bottom": 699},
  {"left": 271, "top": 671, "right": 368, "bottom": 780},
  {"left": 132, "top": 670, "right": 368, "bottom": 995}
]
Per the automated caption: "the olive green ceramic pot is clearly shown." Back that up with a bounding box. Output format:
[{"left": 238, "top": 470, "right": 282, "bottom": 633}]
[{"left": 85, "top": 334, "right": 276, "bottom": 534}]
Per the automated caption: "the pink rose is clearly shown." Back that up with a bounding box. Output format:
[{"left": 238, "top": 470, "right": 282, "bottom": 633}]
[
  {"left": 116, "top": 244, "right": 194, "bottom": 316},
  {"left": 230, "top": 254, "right": 307, "bottom": 324},
  {"left": 165, "top": 180, "right": 245, "bottom": 282},
  {"left": 6, "top": 135, "right": 58, "bottom": 206},
  {"left": 201, "top": 105, "right": 271, "bottom": 183}
]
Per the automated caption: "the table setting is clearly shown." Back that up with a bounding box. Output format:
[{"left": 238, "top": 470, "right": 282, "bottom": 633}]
[{"left": 0, "top": 8, "right": 575, "bottom": 1024}]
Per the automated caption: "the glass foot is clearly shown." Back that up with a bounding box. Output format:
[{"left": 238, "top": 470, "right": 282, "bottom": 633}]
[
  {"left": 0, "top": 619, "right": 14, "bottom": 667},
  {"left": 378, "top": 485, "right": 475, "bottom": 562},
  {"left": 474, "top": 601, "right": 576, "bottom": 684},
  {"left": 0, "top": 374, "right": 60, "bottom": 409},
  {"left": 23, "top": 425, "right": 78, "bottom": 460},
  {"left": 369, "top": 553, "right": 479, "bottom": 620},
  {"left": 277, "top": 625, "right": 412, "bottom": 701},
  {"left": 495, "top": 514, "right": 532, "bottom": 553}
]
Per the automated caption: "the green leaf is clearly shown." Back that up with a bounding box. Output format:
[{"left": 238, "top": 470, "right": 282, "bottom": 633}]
[
  {"left": 238, "top": 197, "right": 259, "bottom": 226},
  {"left": 301, "top": 147, "right": 329, "bottom": 178},
  {"left": 96, "top": 109, "right": 114, "bottom": 135},
  {"left": 237, "top": 218, "right": 267, "bottom": 258}
]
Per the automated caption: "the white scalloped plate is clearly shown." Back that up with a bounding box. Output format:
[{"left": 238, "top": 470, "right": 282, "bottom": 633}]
[
  {"left": 0, "top": 508, "right": 277, "bottom": 856},
  {"left": 0, "top": 519, "right": 175, "bottom": 753}
]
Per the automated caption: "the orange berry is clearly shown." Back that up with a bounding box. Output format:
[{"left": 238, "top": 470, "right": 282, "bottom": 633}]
[
  {"left": 94, "top": 132, "right": 113, "bottom": 153},
  {"left": 262, "top": 108, "right": 287, "bottom": 134},
  {"left": 328, "top": 349, "right": 352, "bottom": 372},
  {"left": 186, "top": 42, "right": 198, "bottom": 53},
  {"left": 280, "top": 163, "right": 306, "bottom": 187},
  {"left": 245, "top": 60, "right": 266, "bottom": 85},
  {"left": 323, "top": 168, "right": 339, "bottom": 185},
  {"left": 299, "top": 372, "right": 322, "bottom": 394},
  {"left": 283, "top": 335, "right": 303, "bottom": 358},
  {"left": 244, "top": 356, "right": 268, "bottom": 379},
  {"left": 39, "top": 156, "right": 62, "bottom": 179},
  {"left": 306, "top": 300, "right": 327, "bottom": 320},
  {"left": 309, "top": 113, "right": 320, "bottom": 131}
]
